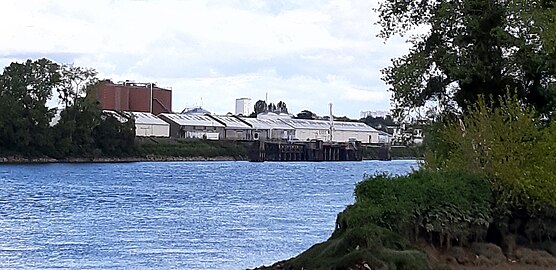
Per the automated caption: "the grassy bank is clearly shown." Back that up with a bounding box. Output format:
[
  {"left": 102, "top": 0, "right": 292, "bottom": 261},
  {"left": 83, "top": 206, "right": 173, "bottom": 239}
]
[
  {"left": 255, "top": 170, "right": 556, "bottom": 270},
  {"left": 1, "top": 138, "right": 250, "bottom": 163},
  {"left": 136, "top": 138, "right": 249, "bottom": 160}
]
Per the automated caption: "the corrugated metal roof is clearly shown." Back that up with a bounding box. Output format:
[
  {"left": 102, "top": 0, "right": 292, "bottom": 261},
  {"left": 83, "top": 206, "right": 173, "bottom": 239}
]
[
  {"left": 159, "top": 113, "right": 225, "bottom": 127},
  {"left": 102, "top": 110, "right": 128, "bottom": 123},
  {"left": 279, "top": 119, "right": 331, "bottom": 130},
  {"left": 239, "top": 117, "right": 294, "bottom": 130},
  {"left": 333, "top": 121, "right": 378, "bottom": 132},
  {"left": 125, "top": 112, "right": 169, "bottom": 126},
  {"left": 280, "top": 118, "right": 378, "bottom": 132},
  {"left": 209, "top": 115, "right": 251, "bottom": 129}
]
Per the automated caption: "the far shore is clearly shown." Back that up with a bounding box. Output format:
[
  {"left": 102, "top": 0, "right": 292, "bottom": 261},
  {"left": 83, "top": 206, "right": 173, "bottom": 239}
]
[
  {"left": 0, "top": 156, "right": 421, "bottom": 164},
  {"left": 0, "top": 155, "right": 245, "bottom": 164}
]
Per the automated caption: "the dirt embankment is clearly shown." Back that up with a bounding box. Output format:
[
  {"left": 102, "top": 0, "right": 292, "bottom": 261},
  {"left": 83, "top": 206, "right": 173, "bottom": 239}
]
[{"left": 251, "top": 242, "right": 556, "bottom": 270}]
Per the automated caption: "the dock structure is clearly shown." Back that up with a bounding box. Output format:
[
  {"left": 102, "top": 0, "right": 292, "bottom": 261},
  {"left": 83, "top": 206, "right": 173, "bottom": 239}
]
[{"left": 249, "top": 140, "right": 362, "bottom": 162}]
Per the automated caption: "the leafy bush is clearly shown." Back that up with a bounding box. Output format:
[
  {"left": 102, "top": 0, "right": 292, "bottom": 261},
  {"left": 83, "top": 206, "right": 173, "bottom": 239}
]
[
  {"left": 424, "top": 94, "right": 556, "bottom": 210},
  {"left": 338, "top": 171, "right": 492, "bottom": 249}
]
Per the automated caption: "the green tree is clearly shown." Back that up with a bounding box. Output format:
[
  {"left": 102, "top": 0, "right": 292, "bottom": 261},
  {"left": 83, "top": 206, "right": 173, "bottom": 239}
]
[
  {"left": 295, "top": 110, "right": 317, "bottom": 119},
  {"left": 276, "top": 100, "right": 288, "bottom": 113},
  {"left": 377, "top": 0, "right": 556, "bottom": 118},
  {"left": 253, "top": 100, "right": 267, "bottom": 114},
  {"left": 58, "top": 64, "right": 98, "bottom": 107},
  {"left": 425, "top": 94, "right": 556, "bottom": 210},
  {"left": 93, "top": 112, "right": 136, "bottom": 157},
  {"left": 361, "top": 115, "right": 395, "bottom": 132},
  {"left": 0, "top": 59, "right": 61, "bottom": 155},
  {"left": 52, "top": 67, "right": 100, "bottom": 157},
  {"left": 267, "top": 102, "right": 277, "bottom": 113}
]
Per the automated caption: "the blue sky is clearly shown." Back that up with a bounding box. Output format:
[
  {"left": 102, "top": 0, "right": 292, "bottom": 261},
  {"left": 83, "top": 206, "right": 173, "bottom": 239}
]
[{"left": 0, "top": 0, "right": 413, "bottom": 118}]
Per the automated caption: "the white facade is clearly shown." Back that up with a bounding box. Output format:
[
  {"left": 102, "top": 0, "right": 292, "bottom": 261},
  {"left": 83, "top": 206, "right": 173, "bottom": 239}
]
[
  {"left": 158, "top": 113, "right": 225, "bottom": 140},
  {"left": 126, "top": 112, "right": 170, "bottom": 137},
  {"left": 235, "top": 98, "right": 251, "bottom": 116},
  {"left": 279, "top": 119, "right": 332, "bottom": 141},
  {"left": 239, "top": 117, "right": 294, "bottom": 140},
  {"left": 279, "top": 118, "right": 381, "bottom": 143},
  {"left": 331, "top": 121, "right": 381, "bottom": 144}
]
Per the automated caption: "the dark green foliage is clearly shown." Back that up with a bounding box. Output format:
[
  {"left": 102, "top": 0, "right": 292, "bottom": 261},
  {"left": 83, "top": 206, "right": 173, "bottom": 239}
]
[
  {"left": 0, "top": 59, "right": 60, "bottom": 156},
  {"left": 93, "top": 113, "right": 136, "bottom": 157},
  {"left": 254, "top": 100, "right": 267, "bottom": 114},
  {"left": 276, "top": 101, "right": 288, "bottom": 114},
  {"left": 377, "top": 0, "right": 556, "bottom": 118},
  {"left": 0, "top": 59, "right": 136, "bottom": 159},
  {"left": 342, "top": 171, "right": 492, "bottom": 248},
  {"left": 289, "top": 223, "right": 428, "bottom": 270},
  {"left": 285, "top": 171, "right": 489, "bottom": 270},
  {"left": 295, "top": 110, "right": 317, "bottom": 119},
  {"left": 361, "top": 115, "right": 395, "bottom": 132}
]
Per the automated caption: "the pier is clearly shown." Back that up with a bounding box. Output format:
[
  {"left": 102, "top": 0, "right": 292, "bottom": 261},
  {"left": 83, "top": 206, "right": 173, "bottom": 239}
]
[{"left": 249, "top": 140, "right": 362, "bottom": 162}]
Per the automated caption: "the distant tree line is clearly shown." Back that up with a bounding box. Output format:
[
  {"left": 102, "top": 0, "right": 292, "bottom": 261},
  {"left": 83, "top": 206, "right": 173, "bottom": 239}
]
[
  {"left": 248, "top": 100, "right": 289, "bottom": 117},
  {"left": 0, "top": 58, "right": 136, "bottom": 158}
]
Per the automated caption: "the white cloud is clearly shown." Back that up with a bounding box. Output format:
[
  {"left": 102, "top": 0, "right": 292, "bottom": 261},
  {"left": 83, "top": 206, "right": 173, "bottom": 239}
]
[{"left": 0, "top": 0, "right": 415, "bottom": 118}]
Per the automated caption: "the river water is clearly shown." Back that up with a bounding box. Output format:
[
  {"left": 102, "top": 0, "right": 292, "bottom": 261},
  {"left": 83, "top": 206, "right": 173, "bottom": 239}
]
[{"left": 0, "top": 160, "right": 417, "bottom": 269}]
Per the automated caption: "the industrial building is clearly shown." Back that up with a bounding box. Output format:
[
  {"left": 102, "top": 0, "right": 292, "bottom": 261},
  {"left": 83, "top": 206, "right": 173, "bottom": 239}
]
[
  {"left": 238, "top": 117, "right": 295, "bottom": 141},
  {"left": 125, "top": 112, "right": 170, "bottom": 137},
  {"left": 158, "top": 113, "right": 225, "bottom": 140},
  {"left": 235, "top": 98, "right": 252, "bottom": 116},
  {"left": 207, "top": 115, "right": 252, "bottom": 140},
  {"left": 279, "top": 118, "right": 332, "bottom": 141},
  {"left": 330, "top": 121, "right": 382, "bottom": 144},
  {"left": 96, "top": 80, "right": 172, "bottom": 115},
  {"left": 276, "top": 118, "right": 382, "bottom": 144}
]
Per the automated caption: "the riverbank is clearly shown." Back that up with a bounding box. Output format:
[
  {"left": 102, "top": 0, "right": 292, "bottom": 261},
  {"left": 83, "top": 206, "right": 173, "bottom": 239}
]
[
  {"left": 0, "top": 139, "right": 250, "bottom": 163},
  {"left": 0, "top": 155, "right": 244, "bottom": 164},
  {"left": 250, "top": 170, "right": 556, "bottom": 270},
  {"left": 252, "top": 244, "right": 556, "bottom": 270},
  {"left": 1, "top": 139, "right": 423, "bottom": 163}
]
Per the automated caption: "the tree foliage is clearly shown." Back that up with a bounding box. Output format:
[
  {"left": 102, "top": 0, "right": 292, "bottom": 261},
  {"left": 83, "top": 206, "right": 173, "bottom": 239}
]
[
  {"left": 424, "top": 93, "right": 556, "bottom": 210},
  {"left": 253, "top": 100, "right": 267, "bottom": 114},
  {"left": 0, "top": 59, "right": 60, "bottom": 154},
  {"left": 276, "top": 100, "right": 288, "bottom": 113},
  {"left": 377, "top": 0, "right": 556, "bottom": 118},
  {"left": 252, "top": 99, "right": 289, "bottom": 115},
  {"left": 295, "top": 110, "right": 317, "bottom": 119},
  {"left": 0, "top": 59, "right": 136, "bottom": 158},
  {"left": 361, "top": 115, "right": 395, "bottom": 132}
]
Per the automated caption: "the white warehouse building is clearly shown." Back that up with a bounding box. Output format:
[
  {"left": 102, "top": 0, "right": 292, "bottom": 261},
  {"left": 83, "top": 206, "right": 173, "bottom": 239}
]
[
  {"left": 330, "top": 121, "right": 381, "bottom": 144},
  {"left": 279, "top": 118, "right": 381, "bottom": 144},
  {"left": 126, "top": 112, "right": 170, "bottom": 137}
]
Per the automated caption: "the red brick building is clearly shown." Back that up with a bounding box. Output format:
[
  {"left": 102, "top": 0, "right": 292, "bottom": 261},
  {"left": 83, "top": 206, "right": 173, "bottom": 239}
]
[{"left": 96, "top": 80, "right": 172, "bottom": 115}]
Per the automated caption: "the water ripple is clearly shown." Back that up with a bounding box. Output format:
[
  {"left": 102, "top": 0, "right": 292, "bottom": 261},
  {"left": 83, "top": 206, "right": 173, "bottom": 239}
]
[{"left": 0, "top": 160, "right": 417, "bottom": 269}]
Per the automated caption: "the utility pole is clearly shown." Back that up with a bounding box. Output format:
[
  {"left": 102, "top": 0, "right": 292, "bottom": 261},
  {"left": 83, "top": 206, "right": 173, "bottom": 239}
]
[
  {"left": 329, "top": 103, "right": 334, "bottom": 142},
  {"left": 149, "top": 83, "right": 153, "bottom": 113}
]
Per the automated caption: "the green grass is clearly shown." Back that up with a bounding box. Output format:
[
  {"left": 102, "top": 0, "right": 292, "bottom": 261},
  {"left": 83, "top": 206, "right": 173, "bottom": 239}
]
[{"left": 137, "top": 139, "right": 249, "bottom": 159}]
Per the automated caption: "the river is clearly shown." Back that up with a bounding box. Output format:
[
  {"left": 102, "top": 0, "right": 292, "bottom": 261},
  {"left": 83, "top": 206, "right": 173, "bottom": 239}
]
[{"left": 0, "top": 160, "right": 418, "bottom": 269}]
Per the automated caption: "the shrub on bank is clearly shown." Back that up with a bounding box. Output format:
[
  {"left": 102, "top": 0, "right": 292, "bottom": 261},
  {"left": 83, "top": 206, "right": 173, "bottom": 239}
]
[
  {"left": 425, "top": 94, "right": 556, "bottom": 210},
  {"left": 343, "top": 171, "right": 492, "bottom": 247},
  {"left": 287, "top": 170, "right": 487, "bottom": 270}
]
